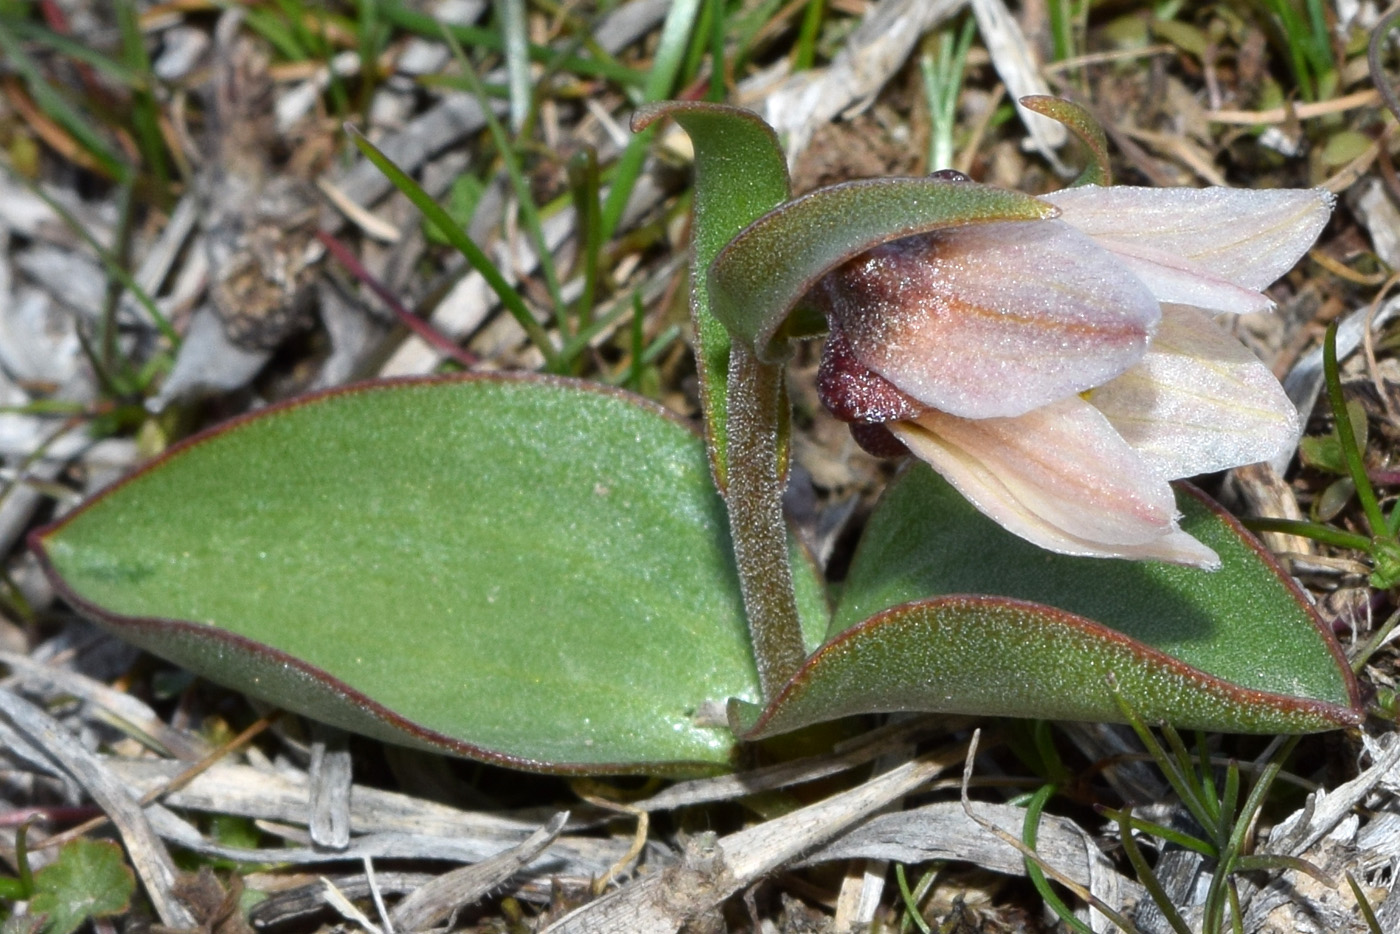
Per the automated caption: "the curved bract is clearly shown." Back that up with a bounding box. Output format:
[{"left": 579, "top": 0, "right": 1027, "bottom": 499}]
[
  {"left": 709, "top": 177, "right": 1058, "bottom": 361},
  {"left": 32, "top": 375, "right": 828, "bottom": 774},
  {"left": 632, "top": 102, "right": 792, "bottom": 488}
]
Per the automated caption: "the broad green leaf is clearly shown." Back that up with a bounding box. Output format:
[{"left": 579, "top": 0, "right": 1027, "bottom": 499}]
[
  {"left": 708, "top": 178, "right": 1058, "bottom": 361},
  {"left": 35, "top": 376, "right": 827, "bottom": 774},
  {"left": 734, "top": 466, "right": 1360, "bottom": 739},
  {"left": 29, "top": 840, "right": 133, "bottom": 934},
  {"left": 632, "top": 102, "right": 791, "bottom": 489}
]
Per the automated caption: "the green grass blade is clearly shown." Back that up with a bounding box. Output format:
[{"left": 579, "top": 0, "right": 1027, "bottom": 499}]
[
  {"left": 792, "top": 0, "right": 825, "bottom": 71},
  {"left": 116, "top": 0, "right": 169, "bottom": 197},
  {"left": 347, "top": 126, "right": 562, "bottom": 370},
  {"left": 1100, "top": 807, "right": 1216, "bottom": 857},
  {"left": 1022, "top": 785, "right": 1094, "bottom": 934},
  {"left": 568, "top": 147, "right": 602, "bottom": 336},
  {"left": 0, "top": 25, "right": 127, "bottom": 180},
  {"left": 378, "top": 1, "right": 644, "bottom": 86},
  {"left": 599, "top": 0, "right": 704, "bottom": 241},
  {"left": 0, "top": 17, "right": 151, "bottom": 89},
  {"left": 894, "top": 864, "right": 932, "bottom": 934},
  {"left": 1347, "top": 871, "right": 1384, "bottom": 934},
  {"left": 439, "top": 28, "right": 568, "bottom": 336},
  {"left": 1115, "top": 810, "right": 1194, "bottom": 934},
  {"left": 2, "top": 166, "right": 176, "bottom": 344}
]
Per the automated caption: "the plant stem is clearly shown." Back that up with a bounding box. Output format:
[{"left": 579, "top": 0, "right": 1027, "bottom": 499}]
[
  {"left": 1324, "top": 322, "right": 1389, "bottom": 538},
  {"left": 724, "top": 344, "right": 807, "bottom": 700}
]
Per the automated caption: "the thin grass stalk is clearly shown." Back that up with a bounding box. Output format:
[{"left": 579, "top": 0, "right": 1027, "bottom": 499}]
[
  {"left": 1115, "top": 810, "right": 1194, "bottom": 934},
  {"left": 707, "top": 0, "right": 727, "bottom": 100},
  {"left": 1162, "top": 723, "right": 1221, "bottom": 830},
  {"left": 0, "top": 18, "right": 151, "bottom": 88},
  {"left": 442, "top": 28, "right": 568, "bottom": 327},
  {"left": 1351, "top": 607, "right": 1400, "bottom": 672},
  {"left": 378, "top": 1, "right": 645, "bottom": 86},
  {"left": 1242, "top": 517, "right": 1372, "bottom": 551},
  {"left": 5, "top": 167, "right": 176, "bottom": 344},
  {"left": 1021, "top": 784, "right": 1093, "bottom": 934},
  {"left": 347, "top": 127, "right": 562, "bottom": 370},
  {"left": 568, "top": 148, "right": 602, "bottom": 336},
  {"left": 116, "top": 0, "right": 168, "bottom": 199},
  {"left": 99, "top": 178, "right": 136, "bottom": 385},
  {"left": 354, "top": 0, "right": 383, "bottom": 116},
  {"left": 792, "top": 0, "right": 825, "bottom": 71},
  {"left": 1113, "top": 690, "right": 1220, "bottom": 838},
  {"left": 1100, "top": 808, "right": 1215, "bottom": 857},
  {"left": 1347, "top": 871, "right": 1385, "bottom": 934},
  {"left": 0, "top": 26, "right": 126, "bottom": 179},
  {"left": 894, "top": 863, "right": 931, "bottom": 934},
  {"left": 1227, "top": 880, "right": 1244, "bottom": 934},
  {"left": 626, "top": 293, "right": 645, "bottom": 391},
  {"left": 678, "top": 0, "right": 715, "bottom": 91},
  {"left": 599, "top": 0, "right": 704, "bottom": 241},
  {"left": 897, "top": 865, "right": 941, "bottom": 934},
  {"left": 1195, "top": 732, "right": 1220, "bottom": 822},
  {"left": 920, "top": 17, "right": 975, "bottom": 171},
  {"left": 1218, "top": 760, "right": 1241, "bottom": 844},
  {"left": 1324, "top": 322, "right": 1389, "bottom": 537}
]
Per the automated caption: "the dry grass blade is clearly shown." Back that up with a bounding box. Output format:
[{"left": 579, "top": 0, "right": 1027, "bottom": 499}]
[
  {"left": 751, "top": 0, "right": 964, "bottom": 166},
  {"left": 1266, "top": 733, "right": 1400, "bottom": 859},
  {"left": 308, "top": 726, "right": 353, "bottom": 850},
  {"left": 389, "top": 812, "right": 567, "bottom": 931},
  {"left": 35, "top": 711, "right": 277, "bottom": 852},
  {"left": 542, "top": 751, "right": 954, "bottom": 933},
  {"left": 0, "top": 648, "right": 209, "bottom": 760}
]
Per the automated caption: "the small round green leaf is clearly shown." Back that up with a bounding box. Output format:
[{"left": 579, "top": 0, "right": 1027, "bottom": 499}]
[
  {"left": 34, "top": 376, "right": 827, "bottom": 774},
  {"left": 737, "top": 466, "right": 1360, "bottom": 739},
  {"left": 29, "top": 840, "right": 134, "bottom": 934}
]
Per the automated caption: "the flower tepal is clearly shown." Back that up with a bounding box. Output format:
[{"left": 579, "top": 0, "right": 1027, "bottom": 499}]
[{"left": 812, "top": 182, "right": 1333, "bottom": 568}]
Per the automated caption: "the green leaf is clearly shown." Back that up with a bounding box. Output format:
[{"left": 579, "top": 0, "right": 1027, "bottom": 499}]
[
  {"left": 1018, "top": 96, "right": 1112, "bottom": 187},
  {"left": 709, "top": 177, "right": 1057, "bottom": 361},
  {"left": 734, "top": 466, "right": 1360, "bottom": 739},
  {"left": 29, "top": 840, "right": 133, "bottom": 934},
  {"left": 632, "top": 102, "right": 791, "bottom": 489},
  {"left": 34, "top": 376, "right": 827, "bottom": 774},
  {"left": 1299, "top": 397, "right": 1368, "bottom": 476}
]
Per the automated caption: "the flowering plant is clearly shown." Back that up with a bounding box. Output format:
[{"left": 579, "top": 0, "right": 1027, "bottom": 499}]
[
  {"left": 813, "top": 180, "right": 1331, "bottom": 566},
  {"left": 31, "top": 101, "right": 1360, "bottom": 773}
]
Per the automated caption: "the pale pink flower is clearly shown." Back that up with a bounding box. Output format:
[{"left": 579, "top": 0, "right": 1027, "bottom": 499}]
[{"left": 812, "top": 184, "right": 1333, "bottom": 568}]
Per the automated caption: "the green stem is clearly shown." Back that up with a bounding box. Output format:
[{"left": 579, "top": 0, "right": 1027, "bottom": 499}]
[
  {"left": 1241, "top": 517, "right": 1372, "bottom": 552},
  {"left": 1324, "top": 322, "right": 1388, "bottom": 538},
  {"left": 724, "top": 344, "right": 807, "bottom": 700}
]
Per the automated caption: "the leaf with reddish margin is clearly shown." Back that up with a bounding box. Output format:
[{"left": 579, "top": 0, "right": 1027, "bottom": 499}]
[
  {"left": 31, "top": 375, "right": 828, "bottom": 774},
  {"left": 733, "top": 466, "right": 1360, "bottom": 739}
]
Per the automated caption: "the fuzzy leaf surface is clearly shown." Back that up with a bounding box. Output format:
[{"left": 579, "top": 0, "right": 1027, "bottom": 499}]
[
  {"left": 735, "top": 467, "right": 1359, "bottom": 739},
  {"left": 34, "top": 376, "right": 827, "bottom": 774}
]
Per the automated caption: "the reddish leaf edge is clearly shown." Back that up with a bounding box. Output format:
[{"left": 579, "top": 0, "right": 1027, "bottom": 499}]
[
  {"left": 27, "top": 372, "right": 740, "bottom": 777},
  {"left": 1177, "top": 480, "right": 1360, "bottom": 708},
  {"left": 731, "top": 589, "right": 1363, "bottom": 742}
]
